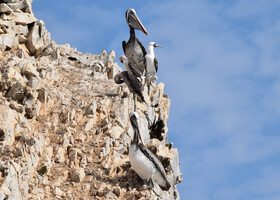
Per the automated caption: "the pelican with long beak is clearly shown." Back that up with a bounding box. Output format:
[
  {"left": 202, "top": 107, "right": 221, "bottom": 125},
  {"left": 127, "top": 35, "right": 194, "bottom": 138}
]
[
  {"left": 122, "top": 8, "right": 148, "bottom": 78},
  {"left": 129, "top": 112, "right": 171, "bottom": 191},
  {"left": 114, "top": 71, "right": 145, "bottom": 111}
]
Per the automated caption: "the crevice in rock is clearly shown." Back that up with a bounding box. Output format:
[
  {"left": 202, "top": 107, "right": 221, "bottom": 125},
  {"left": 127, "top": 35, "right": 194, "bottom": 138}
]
[{"left": 149, "top": 118, "right": 165, "bottom": 141}]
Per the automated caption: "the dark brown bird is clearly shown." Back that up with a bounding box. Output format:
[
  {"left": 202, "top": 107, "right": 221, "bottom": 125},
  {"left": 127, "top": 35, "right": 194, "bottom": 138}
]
[
  {"left": 122, "top": 8, "right": 148, "bottom": 78},
  {"left": 114, "top": 71, "right": 145, "bottom": 111}
]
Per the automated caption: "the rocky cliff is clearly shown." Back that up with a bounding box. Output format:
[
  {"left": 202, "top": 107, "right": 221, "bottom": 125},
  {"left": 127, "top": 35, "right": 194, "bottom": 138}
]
[{"left": 0, "top": 1, "right": 182, "bottom": 199}]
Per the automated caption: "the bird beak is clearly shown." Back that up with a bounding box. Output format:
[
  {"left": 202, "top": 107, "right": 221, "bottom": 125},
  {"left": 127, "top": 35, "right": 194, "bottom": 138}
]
[
  {"left": 154, "top": 44, "right": 163, "bottom": 48},
  {"left": 128, "top": 11, "right": 148, "bottom": 35},
  {"left": 138, "top": 133, "right": 144, "bottom": 144}
]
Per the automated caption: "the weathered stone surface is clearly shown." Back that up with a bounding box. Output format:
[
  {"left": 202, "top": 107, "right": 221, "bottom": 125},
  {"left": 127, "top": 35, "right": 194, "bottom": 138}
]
[
  {"left": 2, "top": 66, "right": 24, "bottom": 84},
  {"left": 38, "top": 88, "right": 47, "bottom": 103},
  {"left": 85, "top": 101, "right": 97, "bottom": 116},
  {"left": 53, "top": 146, "right": 66, "bottom": 163},
  {"left": 0, "top": 3, "right": 13, "bottom": 14},
  {"left": 9, "top": 100, "right": 24, "bottom": 113},
  {"left": 0, "top": 162, "right": 23, "bottom": 200},
  {"left": 0, "top": 121, "right": 14, "bottom": 145},
  {"left": 21, "top": 62, "right": 38, "bottom": 79},
  {"left": 26, "top": 20, "right": 50, "bottom": 56},
  {"left": 13, "top": 12, "right": 35, "bottom": 25},
  {"left": 7, "top": 0, "right": 32, "bottom": 13},
  {"left": 0, "top": 104, "right": 16, "bottom": 125},
  {"left": 84, "top": 118, "right": 94, "bottom": 131},
  {"left": 0, "top": 33, "right": 17, "bottom": 49},
  {"left": 70, "top": 167, "right": 85, "bottom": 183},
  {"left": 27, "top": 77, "right": 39, "bottom": 89}
]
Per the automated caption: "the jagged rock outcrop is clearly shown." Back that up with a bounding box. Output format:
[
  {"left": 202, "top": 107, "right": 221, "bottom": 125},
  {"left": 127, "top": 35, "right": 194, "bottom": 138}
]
[{"left": 0, "top": 1, "right": 182, "bottom": 199}]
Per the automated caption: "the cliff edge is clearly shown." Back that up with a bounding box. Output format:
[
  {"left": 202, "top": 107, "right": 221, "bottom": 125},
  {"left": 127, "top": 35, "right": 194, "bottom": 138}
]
[{"left": 0, "top": 1, "right": 182, "bottom": 199}]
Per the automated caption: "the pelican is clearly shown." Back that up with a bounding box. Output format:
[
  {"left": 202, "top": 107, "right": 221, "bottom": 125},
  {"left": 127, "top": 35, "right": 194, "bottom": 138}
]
[
  {"left": 122, "top": 8, "right": 148, "bottom": 78},
  {"left": 114, "top": 71, "right": 145, "bottom": 111},
  {"left": 129, "top": 112, "right": 171, "bottom": 191}
]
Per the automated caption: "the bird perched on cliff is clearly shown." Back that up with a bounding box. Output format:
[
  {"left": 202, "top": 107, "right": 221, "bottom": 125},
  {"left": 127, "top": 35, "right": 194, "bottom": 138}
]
[
  {"left": 129, "top": 112, "right": 171, "bottom": 191},
  {"left": 122, "top": 8, "right": 148, "bottom": 78},
  {"left": 145, "top": 42, "right": 162, "bottom": 92},
  {"left": 145, "top": 42, "right": 162, "bottom": 81},
  {"left": 114, "top": 71, "right": 145, "bottom": 111}
]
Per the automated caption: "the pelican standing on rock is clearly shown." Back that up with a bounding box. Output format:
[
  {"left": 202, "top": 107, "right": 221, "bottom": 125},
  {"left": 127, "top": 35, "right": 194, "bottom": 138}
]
[
  {"left": 123, "top": 8, "right": 148, "bottom": 78},
  {"left": 114, "top": 71, "right": 145, "bottom": 111},
  {"left": 129, "top": 112, "right": 171, "bottom": 191}
]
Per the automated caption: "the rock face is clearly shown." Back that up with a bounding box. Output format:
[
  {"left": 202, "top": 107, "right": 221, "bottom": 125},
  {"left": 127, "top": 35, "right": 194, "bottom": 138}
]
[{"left": 0, "top": 1, "right": 182, "bottom": 200}]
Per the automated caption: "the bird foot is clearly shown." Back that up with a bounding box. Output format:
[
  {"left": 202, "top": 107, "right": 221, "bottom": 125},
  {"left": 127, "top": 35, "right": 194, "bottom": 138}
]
[{"left": 145, "top": 179, "right": 154, "bottom": 189}]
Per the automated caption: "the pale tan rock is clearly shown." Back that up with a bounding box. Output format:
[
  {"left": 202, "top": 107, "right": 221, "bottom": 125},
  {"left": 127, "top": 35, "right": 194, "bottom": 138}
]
[
  {"left": 0, "top": 163, "right": 23, "bottom": 200},
  {"left": 21, "top": 62, "right": 38, "bottom": 79},
  {"left": 0, "top": 121, "right": 14, "bottom": 145},
  {"left": 54, "top": 187, "right": 65, "bottom": 198},
  {"left": 0, "top": 33, "right": 17, "bottom": 49},
  {"left": 68, "top": 148, "right": 78, "bottom": 162},
  {"left": 27, "top": 77, "right": 39, "bottom": 89},
  {"left": 12, "top": 12, "right": 36, "bottom": 25},
  {"left": 6, "top": 82, "right": 25, "bottom": 101},
  {"left": 25, "top": 20, "right": 50, "bottom": 56},
  {"left": 0, "top": 3, "right": 13, "bottom": 14},
  {"left": 85, "top": 101, "right": 97, "bottom": 116},
  {"left": 2, "top": 66, "right": 24, "bottom": 84},
  {"left": 9, "top": 100, "right": 24, "bottom": 113},
  {"left": 84, "top": 118, "right": 94, "bottom": 131},
  {"left": 13, "top": 24, "right": 29, "bottom": 36},
  {"left": 0, "top": 105, "right": 16, "bottom": 125},
  {"left": 54, "top": 147, "right": 66, "bottom": 163},
  {"left": 7, "top": 1, "right": 32, "bottom": 13},
  {"left": 70, "top": 167, "right": 85, "bottom": 183}
]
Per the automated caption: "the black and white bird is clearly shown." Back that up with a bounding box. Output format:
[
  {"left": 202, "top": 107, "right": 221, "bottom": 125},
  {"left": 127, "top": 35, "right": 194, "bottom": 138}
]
[
  {"left": 129, "top": 112, "right": 171, "bottom": 191},
  {"left": 114, "top": 71, "right": 145, "bottom": 111},
  {"left": 122, "top": 8, "right": 148, "bottom": 78},
  {"left": 145, "top": 42, "right": 162, "bottom": 81}
]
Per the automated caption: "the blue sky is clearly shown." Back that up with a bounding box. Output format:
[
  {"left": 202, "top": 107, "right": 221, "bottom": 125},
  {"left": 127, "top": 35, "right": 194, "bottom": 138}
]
[{"left": 33, "top": 0, "right": 280, "bottom": 199}]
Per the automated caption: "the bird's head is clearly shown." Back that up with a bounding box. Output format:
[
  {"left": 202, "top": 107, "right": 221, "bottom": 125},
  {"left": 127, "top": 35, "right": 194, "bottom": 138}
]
[
  {"left": 148, "top": 42, "right": 163, "bottom": 48},
  {"left": 129, "top": 111, "right": 144, "bottom": 144},
  {"left": 119, "top": 55, "right": 128, "bottom": 64},
  {"left": 129, "top": 111, "right": 139, "bottom": 128},
  {"left": 125, "top": 8, "right": 148, "bottom": 35}
]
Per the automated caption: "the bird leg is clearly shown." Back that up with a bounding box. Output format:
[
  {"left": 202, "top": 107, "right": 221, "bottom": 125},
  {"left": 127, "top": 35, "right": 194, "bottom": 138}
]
[
  {"left": 139, "top": 178, "right": 154, "bottom": 190},
  {"left": 133, "top": 93, "right": 136, "bottom": 112},
  {"left": 145, "top": 179, "right": 154, "bottom": 189},
  {"left": 142, "top": 68, "right": 147, "bottom": 78},
  {"left": 141, "top": 69, "right": 147, "bottom": 85},
  {"left": 147, "top": 76, "right": 156, "bottom": 95}
]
